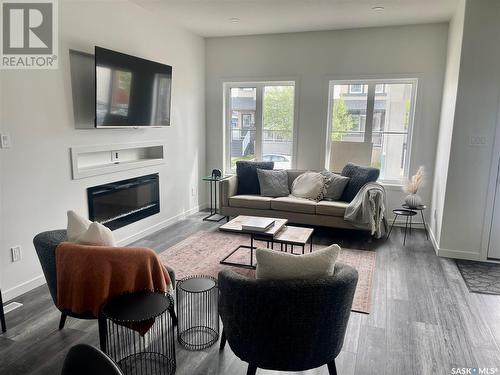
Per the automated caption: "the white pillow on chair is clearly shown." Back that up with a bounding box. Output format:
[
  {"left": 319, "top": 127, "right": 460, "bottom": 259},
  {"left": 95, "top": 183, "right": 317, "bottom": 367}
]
[
  {"left": 67, "top": 210, "right": 92, "bottom": 242},
  {"left": 67, "top": 210, "right": 115, "bottom": 246},
  {"left": 255, "top": 244, "right": 340, "bottom": 280}
]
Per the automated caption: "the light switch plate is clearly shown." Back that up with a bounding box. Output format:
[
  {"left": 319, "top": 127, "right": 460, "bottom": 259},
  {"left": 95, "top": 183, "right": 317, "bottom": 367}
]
[
  {"left": 469, "top": 135, "right": 487, "bottom": 147},
  {"left": 11, "top": 246, "right": 21, "bottom": 262},
  {"left": 0, "top": 133, "right": 11, "bottom": 148}
]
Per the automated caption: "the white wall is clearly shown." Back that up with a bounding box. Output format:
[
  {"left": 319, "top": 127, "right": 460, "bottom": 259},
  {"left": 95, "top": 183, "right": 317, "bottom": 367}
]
[
  {"left": 0, "top": 0, "right": 206, "bottom": 300},
  {"left": 430, "top": 0, "right": 466, "bottom": 245},
  {"left": 206, "top": 24, "right": 448, "bottom": 220},
  {"left": 435, "top": 0, "right": 500, "bottom": 260}
]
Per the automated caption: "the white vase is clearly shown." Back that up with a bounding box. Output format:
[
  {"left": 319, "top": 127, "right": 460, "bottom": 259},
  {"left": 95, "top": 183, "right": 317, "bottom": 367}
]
[{"left": 405, "top": 194, "right": 422, "bottom": 208}]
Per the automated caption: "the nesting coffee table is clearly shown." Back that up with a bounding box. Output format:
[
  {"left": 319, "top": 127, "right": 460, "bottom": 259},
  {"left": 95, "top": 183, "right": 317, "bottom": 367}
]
[{"left": 219, "top": 215, "right": 314, "bottom": 269}]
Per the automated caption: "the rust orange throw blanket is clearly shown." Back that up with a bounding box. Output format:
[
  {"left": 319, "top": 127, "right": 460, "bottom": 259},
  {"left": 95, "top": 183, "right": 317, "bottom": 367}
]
[{"left": 56, "top": 242, "right": 171, "bottom": 318}]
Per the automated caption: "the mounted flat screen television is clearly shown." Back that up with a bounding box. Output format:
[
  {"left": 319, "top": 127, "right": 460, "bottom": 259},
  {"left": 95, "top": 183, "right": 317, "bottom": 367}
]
[{"left": 95, "top": 46, "right": 172, "bottom": 128}]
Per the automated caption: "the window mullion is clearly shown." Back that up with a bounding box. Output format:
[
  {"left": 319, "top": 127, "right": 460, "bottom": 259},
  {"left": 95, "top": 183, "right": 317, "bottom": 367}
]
[
  {"left": 364, "top": 84, "right": 375, "bottom": 144},
  {"left": 255, "top": 85, "right": 263, "bottom": 160}
]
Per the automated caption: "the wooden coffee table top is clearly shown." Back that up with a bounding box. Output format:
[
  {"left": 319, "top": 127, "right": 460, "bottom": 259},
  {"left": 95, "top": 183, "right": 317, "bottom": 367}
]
[
  {"left": 220, "top": 215, "right": 288, "bottom": 237},
  {"left": 273, "top": 226, "right": 314, "bottom": 245}
]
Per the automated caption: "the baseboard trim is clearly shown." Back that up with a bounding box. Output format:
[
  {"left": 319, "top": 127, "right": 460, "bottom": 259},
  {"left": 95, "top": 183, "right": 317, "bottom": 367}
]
[
  {"left": 3, "top": 274, "right": 46, "bottom": 303},
  {"left": 427, "top": 226, "right": 481, "bottom": 260},
  {"left": 117, "top": 203, "right": 208, "bottom": 246},
  {"left": 3, "top": 204, "right": 208, "bottom": 302},
  {"left": 428, "top": 226, "right": 439, "bottom": 255},
  {"left": 436, "top": 248, "right": 481, "bottom": 261}
]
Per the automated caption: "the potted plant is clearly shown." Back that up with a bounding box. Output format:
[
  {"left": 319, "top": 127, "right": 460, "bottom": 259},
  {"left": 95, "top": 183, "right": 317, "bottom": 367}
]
[{"left": 403, "top": 166, "right": 424, "bottom": 208}]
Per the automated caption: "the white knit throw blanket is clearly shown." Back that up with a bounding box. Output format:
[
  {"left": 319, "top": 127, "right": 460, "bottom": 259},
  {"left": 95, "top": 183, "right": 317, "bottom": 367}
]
[{"left": 344, "top": 182, "right": 387, "bottom": 239}]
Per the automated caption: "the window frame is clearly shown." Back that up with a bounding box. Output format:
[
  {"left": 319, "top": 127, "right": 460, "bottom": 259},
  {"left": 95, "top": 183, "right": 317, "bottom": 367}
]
[
  {"left": 325, "top": 78, "right": 418, "bottom": 184},
  {"left": 223, "top": 81, "right": 298, "bottom": 173}
]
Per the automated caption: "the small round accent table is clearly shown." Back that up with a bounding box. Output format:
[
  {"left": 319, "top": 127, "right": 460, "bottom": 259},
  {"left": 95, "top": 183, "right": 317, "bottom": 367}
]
[
  {"left": 402, "top": 204, "right": 429, "bottom": 240},
  {"left": 100, "top": 291, "right": 177, "bottom": 375},
  {"left": 176, "top": 275, "right": 219, "bottom": 350},
  {"left": 387, "top": 208, "right": 417, "bottom": 246}
]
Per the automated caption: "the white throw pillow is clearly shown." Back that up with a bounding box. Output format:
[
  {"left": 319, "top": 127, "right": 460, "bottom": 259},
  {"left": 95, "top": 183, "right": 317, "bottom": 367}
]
[
  {"left": 76, "top": 222, "right": 116, "bottom": 247},
  {"left": 291, "top": 171, "right": 327, "bottom": 201},
  {"left": 67, "top": 210, "right": 92, "bottom": 242},
  {"left": 255, "top": 244, "right": 340, "bottom": 280},
  {"left": 67, "top": 210, "right": 115, "bottom": 246}
]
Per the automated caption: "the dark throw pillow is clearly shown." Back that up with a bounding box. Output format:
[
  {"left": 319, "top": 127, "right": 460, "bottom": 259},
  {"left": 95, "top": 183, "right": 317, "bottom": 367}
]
[
  {"left": 340, "top": 163, "right": 380, "bottom": 202},
  {"left": 256, "top": 169, "right": 290, "bottom": 197},
  {"left": 236, "top": 161, "right": 274, "bottom": 195}
]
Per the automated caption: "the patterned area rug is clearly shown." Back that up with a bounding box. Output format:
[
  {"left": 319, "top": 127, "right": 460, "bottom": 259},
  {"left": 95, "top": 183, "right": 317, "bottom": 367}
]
[
  {"left": 159, "top": 231, "right": 376, "bottom": 314},
  {"left": 456, "top": 260, "right": 500, "bottom": 295}
]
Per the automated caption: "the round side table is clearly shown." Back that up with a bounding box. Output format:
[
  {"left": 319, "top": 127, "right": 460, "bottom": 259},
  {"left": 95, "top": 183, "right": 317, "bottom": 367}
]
[
  {"left": 100, "top": 291, "right": 177, "bottom": 375},
  {"left": 176, "top": 275, "right": 219, "bottom": 350},
  {"left": 402, "top": 204, "right": 429, "bottom": 240},
  {"left": 387, "top": 208, "right": 417, "bottom": 246}
]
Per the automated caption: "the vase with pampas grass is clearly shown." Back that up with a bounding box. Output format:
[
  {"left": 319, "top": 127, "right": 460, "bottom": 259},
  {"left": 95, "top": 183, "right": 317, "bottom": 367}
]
[{"left": 403, "top": 166, "right": 425, "bottom": 208}]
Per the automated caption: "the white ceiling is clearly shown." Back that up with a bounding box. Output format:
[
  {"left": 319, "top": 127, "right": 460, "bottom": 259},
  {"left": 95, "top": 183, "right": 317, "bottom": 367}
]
[{"left": 131, "top": 0, "right": 458, "bottom": 37}]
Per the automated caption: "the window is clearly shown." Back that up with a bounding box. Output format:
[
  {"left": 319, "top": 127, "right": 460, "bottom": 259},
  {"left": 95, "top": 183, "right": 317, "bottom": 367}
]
[
  {"left": 326, "top": 79, "right": 417, "bottom": 182},
  {"left": 348, "top": 84, "right": 363, "bottom": 94},
  {"left": 225, "top": 82, "right": 296, "bottom": 171}
]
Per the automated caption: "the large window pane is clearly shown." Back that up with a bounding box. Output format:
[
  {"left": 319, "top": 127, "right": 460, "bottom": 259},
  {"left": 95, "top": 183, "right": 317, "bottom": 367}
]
[
  {"left": 262, "top": 85, "right": 294, "bottom": 169},
  {"left": 230, "top": 87, "right": 256, "bottom": 169},
  {"left": 327, "top": 80, "right": 416, "bottom": 182},
  {"left": 372, "top": 83, "right": 413, "bottom": 180},
  {"left": 331, "top": 84, "right": 368, "bottom": 142}
]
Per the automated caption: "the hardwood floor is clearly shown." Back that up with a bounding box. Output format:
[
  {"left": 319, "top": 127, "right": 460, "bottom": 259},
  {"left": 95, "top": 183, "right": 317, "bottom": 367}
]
[{"left": 1, "top": 212, "right": 500, "bottom": 375}]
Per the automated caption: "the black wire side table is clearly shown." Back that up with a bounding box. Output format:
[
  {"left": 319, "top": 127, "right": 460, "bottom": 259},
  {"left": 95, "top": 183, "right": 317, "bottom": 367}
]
[
  {"left": 202, "top": 175, "right": 230, "bottom": 222},
  {"left": 402, "top": 204, "right": 429, "bottom": 240},
  {"left": 100, "top": 291, "right": 177, "bottom": 375},
  {"left": 176, "top": 275, "right": 219, "bottom": 350},
  {"left": 387, "top": 208, "right": 417, "bottom": 246}
]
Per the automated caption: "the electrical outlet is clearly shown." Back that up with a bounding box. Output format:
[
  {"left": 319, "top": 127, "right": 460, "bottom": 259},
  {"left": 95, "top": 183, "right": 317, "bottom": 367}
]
[
  {"left": 11, "top": 246, "right": 21, "bottom": 262},
  {"left": 0, "top": 134, "right": 11, "bottom": 149},
  {"left": 111, "top": 150, "right": 120, "bottom": 163},
  {"left": 191, "top": 187, "right": 196, "bottom": 197}
]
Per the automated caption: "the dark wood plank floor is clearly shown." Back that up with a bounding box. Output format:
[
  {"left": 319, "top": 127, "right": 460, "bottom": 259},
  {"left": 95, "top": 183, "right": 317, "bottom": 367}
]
[{"left": 1, "top": 212, "right": 499, "bottom": 375}]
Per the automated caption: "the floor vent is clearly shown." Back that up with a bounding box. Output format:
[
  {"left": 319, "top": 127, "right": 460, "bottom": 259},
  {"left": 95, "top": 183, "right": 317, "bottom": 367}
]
[{"left": 4, "top": 302, "right": 23, "bottom": 314}]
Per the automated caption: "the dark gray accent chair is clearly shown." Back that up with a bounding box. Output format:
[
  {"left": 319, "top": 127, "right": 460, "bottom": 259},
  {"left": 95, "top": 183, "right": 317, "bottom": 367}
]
[
  {"left": 61, "top": 344, "right": 123, "bottom": 375},
  {"left": 218, "top": 264, "right": 358, "bottom": 375},
  {"left": 33, "top": 230, "right": 176, "bottom": 330}
]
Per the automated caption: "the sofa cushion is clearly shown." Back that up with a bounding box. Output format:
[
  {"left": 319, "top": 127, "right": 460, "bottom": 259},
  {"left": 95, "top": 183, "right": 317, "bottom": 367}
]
[
  {"left": 316, "top": 200, "right": 349, "bottom": 217},
  {"left": 255, "top": 244, "right": 340, "bottom": 280},
  {"left": 236, "top": 161, "right": 274, "bottom": 195},
  {"left": 340, "top": 163, "right": 380, "bottom": 202},
  {"left": 290, "top": 172, "right": 327, "bottom": 201},
  {"left": 286, "top": 170, "right": 306, "bottom": 190},
  {"left": 321, "top": 170, "right": 350, "bottom": 201},
  {"left": 257, "top": 169, "right": 290, "bottom": 197},
  {"left": 271, "top": 196, "right": 317, "bottom": 214},
  {"left": 229, "top": 195, "right": 273, "bottom": 210}
]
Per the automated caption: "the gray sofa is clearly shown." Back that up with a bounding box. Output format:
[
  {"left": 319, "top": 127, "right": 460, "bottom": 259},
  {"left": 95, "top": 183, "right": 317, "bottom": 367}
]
[{"left": 219, "top": 170, "right": 360, "bottom": 230}]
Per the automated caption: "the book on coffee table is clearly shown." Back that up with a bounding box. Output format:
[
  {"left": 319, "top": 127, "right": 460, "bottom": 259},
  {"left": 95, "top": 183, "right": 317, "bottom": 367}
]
[{"left": 241, "top": 217, "right": 275, "bottom": 232}]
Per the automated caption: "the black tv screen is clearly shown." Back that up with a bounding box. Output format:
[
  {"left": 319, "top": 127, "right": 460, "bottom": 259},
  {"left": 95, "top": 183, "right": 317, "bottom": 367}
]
[{"left": 95, "top": 46, "right": 172, "bottom": 127}]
